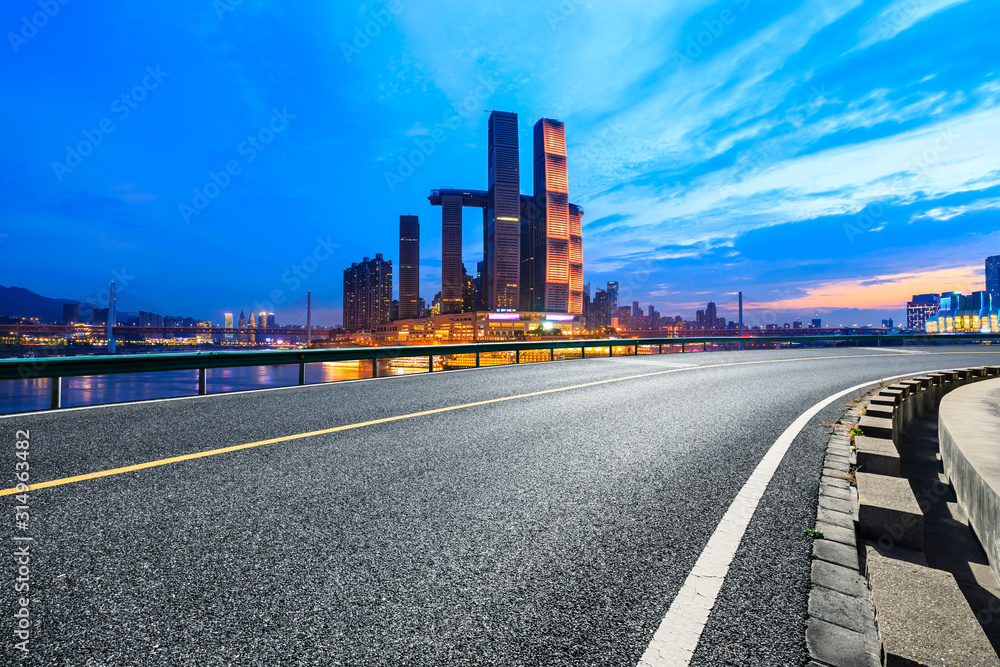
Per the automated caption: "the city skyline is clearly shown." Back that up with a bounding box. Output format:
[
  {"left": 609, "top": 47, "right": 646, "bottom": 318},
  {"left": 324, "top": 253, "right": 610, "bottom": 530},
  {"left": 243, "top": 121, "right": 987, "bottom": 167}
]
[{"left": 3, "top": 2, "right": 999, "bottom": 326}]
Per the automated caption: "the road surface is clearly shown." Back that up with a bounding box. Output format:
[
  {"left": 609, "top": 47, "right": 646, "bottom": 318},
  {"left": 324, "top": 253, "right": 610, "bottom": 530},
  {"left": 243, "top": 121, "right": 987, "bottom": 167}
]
[{"left": 3, "top": 346, "right": 999, "bottom": 665}]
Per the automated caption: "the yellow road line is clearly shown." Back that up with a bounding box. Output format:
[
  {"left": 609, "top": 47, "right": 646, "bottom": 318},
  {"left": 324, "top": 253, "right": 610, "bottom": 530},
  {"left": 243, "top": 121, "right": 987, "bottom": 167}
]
[{"left": 2, "top": 351, "right": 996, "bottom": 496}]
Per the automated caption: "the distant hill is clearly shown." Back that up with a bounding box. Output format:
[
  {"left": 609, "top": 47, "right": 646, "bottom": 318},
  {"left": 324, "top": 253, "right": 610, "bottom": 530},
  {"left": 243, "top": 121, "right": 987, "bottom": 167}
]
[{"left": 0, "top": 285, "right": 80, "bottom": 322}]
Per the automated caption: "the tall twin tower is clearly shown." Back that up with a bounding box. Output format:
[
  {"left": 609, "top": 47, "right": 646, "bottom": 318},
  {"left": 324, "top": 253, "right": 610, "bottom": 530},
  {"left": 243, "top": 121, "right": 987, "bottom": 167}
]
[{"left": 414, "top": 111, "right": 584, "bottom": 318}]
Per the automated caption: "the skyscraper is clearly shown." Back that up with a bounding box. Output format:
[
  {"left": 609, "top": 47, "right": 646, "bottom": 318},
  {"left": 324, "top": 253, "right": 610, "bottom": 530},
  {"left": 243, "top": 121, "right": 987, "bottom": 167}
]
[
  {"left": 486, "top": 110, "right": 521, "bottom": 310},
  {"left": 987, "top": 255, "right": 1000, "bottom": 302},
  {"left": 62, "top": 303, "right": 79, "bottom": 325},
  {"left": 399, "top": 215, "right": 420, "bottom": 319},
  {"left": 224, "top": 312, "right": 234, "bottom": 339},
  {"left": 568, "top": 203, "right": 584, "bottom": 315},
  {"left": 607, "top": 281, "right": 619, "bottom": 315},
  {"left": 343, "top": 254, "right": 393, "bottom": 332},
  {"left": 531, "top": 118, "right": 571, "bottom": 313}
]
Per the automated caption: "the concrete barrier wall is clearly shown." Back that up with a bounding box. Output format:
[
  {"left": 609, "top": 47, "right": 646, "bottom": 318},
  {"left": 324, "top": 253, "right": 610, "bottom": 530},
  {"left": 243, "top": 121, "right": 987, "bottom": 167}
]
[{"left": 939, "top": 378, "right": 1000, "bottom": 584}]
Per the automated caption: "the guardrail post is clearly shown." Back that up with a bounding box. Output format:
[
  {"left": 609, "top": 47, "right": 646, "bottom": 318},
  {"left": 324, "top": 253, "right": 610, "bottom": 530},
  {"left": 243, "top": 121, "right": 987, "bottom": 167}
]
[
  {"left": 681, "top": 342, "right": 685, "bottom": 353},
  {"left": 298, "top": 362, "right": 305, "bottom": 386},
  {"left": 428, "top": 355, "right": 434, "bottom": 373},
  {"left": 515, "top": 349, "right": 520, "bottom": 364},
  {"left": 609, "top": 345, "right": 613, "bottom": 357},
  {"left": 658, "top": 343, "right": 663, "bottom": 354},
  {"left": 634, "top": 344, "right": 638, "bottom": 355},
  {"left": 371, "top": 358, "right": 377, "bottom": 378},
  {"left": 49, "top": 377, "right": 61, "bottom": 410},
  {"left": 580, "top": 346, "right": 585, "bottom": 359},
  {"left": 198, "top": 368, "right": 207, "bottom": 395},
  {"left": 475, "top": 352, "right": 480, "bottom": 368},
  {"left": 550, "top": 347, "right": 555, "bottom": 361}
]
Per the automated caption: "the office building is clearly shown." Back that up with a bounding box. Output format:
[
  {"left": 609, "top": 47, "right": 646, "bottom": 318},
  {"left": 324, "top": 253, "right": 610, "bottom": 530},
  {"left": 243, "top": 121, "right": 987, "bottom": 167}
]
[
  {"left": 224, "top": 313, "right": 234, "bottom": 339},
  {"left": 568, "top": 204, "right": 583, "bottom": 315},
  {"left": 62, "top": 303, "right": 79, "bottom": 325},
  {"left": 607, "top": 281, "right": 619, "bottom": 315},
  {"left": 343, "top": 253, "right": 393, "bottom": 332},
  {"left": 906, "top": 293, "right": 938, "bottom": 330},
  {"left": 987, "top": 255, "right": 1000, "bottom": 302},
  {"left": 399, "top": 215, "right": 420, "bottom": 319},
  {"left": 486, "top": 110, "right": 521, "bottom": 310}
]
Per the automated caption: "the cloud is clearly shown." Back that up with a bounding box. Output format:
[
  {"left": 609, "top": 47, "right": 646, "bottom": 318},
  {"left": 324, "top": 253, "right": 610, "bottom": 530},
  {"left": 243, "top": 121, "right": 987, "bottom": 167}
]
[
  {"left": 910, "top": 196, "right": 1000, "bottom": 221},
  {"left": 852, "top": 0, "right": 973, "bottom": 52}
]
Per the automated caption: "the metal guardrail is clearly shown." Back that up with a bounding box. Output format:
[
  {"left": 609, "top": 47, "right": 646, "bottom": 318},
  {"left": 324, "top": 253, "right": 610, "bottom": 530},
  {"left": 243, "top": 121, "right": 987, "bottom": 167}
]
[{"left": 2, "top": 333, "right": 997, "bottom": 410}]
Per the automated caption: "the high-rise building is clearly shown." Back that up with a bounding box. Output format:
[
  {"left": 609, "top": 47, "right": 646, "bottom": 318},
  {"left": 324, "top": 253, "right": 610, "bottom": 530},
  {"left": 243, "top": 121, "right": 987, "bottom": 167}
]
[
  {"left": 607, "top": 281, "right": 619, "bottom": 315},
  {"left": 343, "top": 254, "right": 393, "bottom": 332},
  {"left": 531, "top": 118, "right": 571, "bottom": 313},
  {"left": 907, "top": 293, "right": 939, "bottom": 330},
  {"left": 474, "top": 261, "right": 485, "bottom": 311},
  {"left": 987, "top": 255, "right": 1000, "bottom": 302},
  {"left": 568, "top": 204, "right": 583, "bottom": 314},
  {"left": 632, "top": 301, "right": 641, "bottom": 318},
  {"left": 438, "top": 193, "right": 464, "bottom": 315},
  {"left": 399, "top": 215, "right": 420, "bottom": 319},
  {"left": 519, "top": 194, "right": 539, "bottom": 311},
  {"left": 62, "top": 303, "right": 79, "bottom": 325},
  {"left": 486, "top": 110, "right": 521, "bottom": 310},
  {"left": 224, "top": 313, "right": 234, "bottom": 339},
  {"left": 462, "top": 265, "right": 476, "bottom": 312},
  {"left": 593, "top": 289, "right": 610, "bottom": 328},
  {"left": 705, "top": 302, "right": 718, "bottom": 330}
]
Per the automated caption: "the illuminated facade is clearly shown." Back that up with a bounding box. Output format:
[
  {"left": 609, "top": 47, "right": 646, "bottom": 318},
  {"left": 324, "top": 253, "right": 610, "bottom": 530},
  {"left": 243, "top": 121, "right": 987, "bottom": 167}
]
[
  {"left": 399, "top": 215, "right": 420, "bottom": 319},
  {"left": 486, "top": 111, "right": 521, "bottom": 311},
  {"left": 532, "top": 118, "right": 571, "bottom": 313},
  {"left": 372, "top": 311, "right": 584, "bottom": 343},
  {"left": 929, "top": 291, "right": 998, "bottom": 333},
  {"left": 224, "top": 312, "right": 234, "bottom": 339},
  {"left": 568, "top": 204, "right": 584, "bottom": 315},
  {"left": 906, "top": 293, "right": 938, "bottom": 330},
  {"left": 343, "top": 253, "right": 393, "bottom": 332}
]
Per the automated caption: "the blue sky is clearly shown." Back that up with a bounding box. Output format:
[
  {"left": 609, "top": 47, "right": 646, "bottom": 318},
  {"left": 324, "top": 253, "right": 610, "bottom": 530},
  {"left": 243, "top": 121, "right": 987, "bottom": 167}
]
[{"left": 1, "top": 0, "right": 998, "bottom": 326}]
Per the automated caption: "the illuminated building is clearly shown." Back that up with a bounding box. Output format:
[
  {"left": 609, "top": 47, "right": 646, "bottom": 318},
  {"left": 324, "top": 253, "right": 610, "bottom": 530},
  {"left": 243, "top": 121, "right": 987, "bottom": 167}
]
[
  {"left": 486, "top": 110, "right": 521, "bottom": 311},
  {"left": 531, "top": 118, "right": 571, "bottom": 313},
  {"left": 568, "top": 204, "right": 583, "bottom": 314},
  {"left": 224, "top": 313, "right": 234, "bottom": 339},
  {"left": 372, "top": 311, "right": 584, "bottom": 343},
  {"left": 907, "top": 294, "right": 938, "bottom": 330},
  {"left": 343, "top": 253, "right": 393, "bottom": 332},
  {"left": 607, "top": 281, "right": 619, "bottom": 315},
  {"left": 399, "top": 215, "right": 420, "bottom": 319},
  {"left": 266, "top": 313, "right": 276, "bottom": 328}
]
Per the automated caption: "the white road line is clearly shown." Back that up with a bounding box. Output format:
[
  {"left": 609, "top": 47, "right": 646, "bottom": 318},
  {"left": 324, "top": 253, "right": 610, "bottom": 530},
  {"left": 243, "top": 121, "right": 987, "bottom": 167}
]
[
  {"left": 855, "top": 347, "right": 929, "bottom": 354},
  {"left": 610, "top": 358, "right": 700, "bottom": 369},
  {"left": 636, "top": 367, "right": 959, "bottom": 666}
]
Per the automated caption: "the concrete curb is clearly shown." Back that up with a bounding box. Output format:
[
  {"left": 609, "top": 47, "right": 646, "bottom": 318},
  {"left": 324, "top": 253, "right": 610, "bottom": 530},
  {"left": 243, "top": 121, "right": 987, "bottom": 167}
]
[
  {"left": 939, "top": 377, "right": 1000, "bottom": 584},
  {"left": 806, "top": 366, "right": 1000, "bottom": 666}
]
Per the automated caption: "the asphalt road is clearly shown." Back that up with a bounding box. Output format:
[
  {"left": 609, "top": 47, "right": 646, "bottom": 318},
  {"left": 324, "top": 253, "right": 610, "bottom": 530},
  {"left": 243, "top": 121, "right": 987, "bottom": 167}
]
[{"left": 3, "top": 346, "right": 1000, "bottom": 666}]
